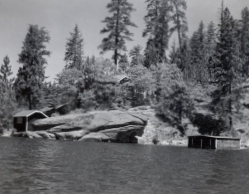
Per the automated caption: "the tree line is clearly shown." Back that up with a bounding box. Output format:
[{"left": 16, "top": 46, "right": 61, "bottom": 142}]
[{"left": 1, "top": 0, "right": 249, "bottom": 136}]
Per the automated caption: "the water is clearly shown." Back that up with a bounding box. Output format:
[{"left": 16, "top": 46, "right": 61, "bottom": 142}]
[{"left": 0, "top": 137, "right": 249, "bottom": 194}]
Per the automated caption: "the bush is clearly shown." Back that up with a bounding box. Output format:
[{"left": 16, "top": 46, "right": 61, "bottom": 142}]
[{"left": 154, "top": 63, "right": 194, "bottom": 128}]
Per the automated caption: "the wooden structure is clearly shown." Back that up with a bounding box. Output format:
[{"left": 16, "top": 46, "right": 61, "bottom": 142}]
[
  {"left": 114, "top": 75, "right": 130, "bottom": 84},
  {"left": 40, "top": 104, "right": 69, "bottom": 116},
  {"left": 188, "top": 135, "right": 240, "bottom": 149},
  {"left": 96, "top": 74, "right": 130, "bottom": 85},
  {"left": 13, "top": 110, "right": 48, "bottom": 132},
  {"left": 55, "top": 104, "right": 68, "bottom": 115},
  {"left": 40, "top": 106, "right": 55, "bottom": 117}
]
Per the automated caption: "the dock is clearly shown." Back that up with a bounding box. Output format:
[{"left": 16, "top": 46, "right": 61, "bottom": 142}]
[{"left": 188, "top": 135, "right": 240, "bottom": 149}]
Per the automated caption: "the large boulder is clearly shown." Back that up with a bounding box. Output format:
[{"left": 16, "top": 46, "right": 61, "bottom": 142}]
[
  {"left": 47, "top": 125, "right": 83, "bottom": 133},
  {"left": 79, "top": 132, "right": 110, "bottom": 142},
  {"left": 128, "top": 106, "right": 154, "bottom": 123},
  {"left": 30, "top": 110, "right": 147, "bottom": 142},
  {"left": 69, "top": 110, "right": 145, "bottom": 132},
  {"left": 32, "top": 114, "right": 82, "bottom": 131},
  {"left": 33, "top": 110, "right": 145, "bottom": 132}
]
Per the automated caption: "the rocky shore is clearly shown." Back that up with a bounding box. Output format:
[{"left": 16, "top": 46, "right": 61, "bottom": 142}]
[
  {"left": 9, "top": 105, "right": 249, "bottom": 147},
  {"left": 9, "top": 106, "right": 190, "bottom": 146},
  {"left": 12, "top": 109, "right": 147, "bottom": 143}
]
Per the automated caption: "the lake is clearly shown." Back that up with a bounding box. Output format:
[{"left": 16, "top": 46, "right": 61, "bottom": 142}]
[{"left": 0, "top": 137, "right": 249, "bottom": 194}]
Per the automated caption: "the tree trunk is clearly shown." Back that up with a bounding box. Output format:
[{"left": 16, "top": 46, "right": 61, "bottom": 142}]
[
  {"left": 175, "top": 6, "right": 182, "bottom": 52},
  {"left": 174, "top": 4, "right": 183, "bottom": 70},
  {"left": 228, "top": 73, "right": 232, "bottom": 131},
  {"left": 114, "top": 0, "right": 120, "bottom": 66},
  {"left": 114, "top": 50, "right": 118, "bottom": 65},
  {"left": 179, "top": 101, "right": 182, "bottom": 126},
  {"left": 28, "top": 93, "right": 32, "bottom": 110}
]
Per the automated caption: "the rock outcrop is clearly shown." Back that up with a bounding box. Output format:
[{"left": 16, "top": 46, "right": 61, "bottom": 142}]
[
  {"left": 32, "top": 114, "right": 81, "bottom": 131},
  {"left": 79, "top": 132, "right": 110, "bottom": 142},
  {"left": 12, "top": 110, "right": 146, "bottom": 143},
  {"left": 101, "top": 125, "right": 144, "bottom": 143},
  {"left": 55, "top": 130, "right": 89, "bottom": 141}
]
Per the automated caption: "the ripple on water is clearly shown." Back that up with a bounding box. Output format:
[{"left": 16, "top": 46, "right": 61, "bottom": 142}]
[{"left": 0, "top": 137, "right": 249, "bottom": 194}]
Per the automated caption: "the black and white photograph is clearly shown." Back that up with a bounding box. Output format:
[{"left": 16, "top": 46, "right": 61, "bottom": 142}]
[{"left": 0, "top": 0, "right": 249, "bottom": 193}]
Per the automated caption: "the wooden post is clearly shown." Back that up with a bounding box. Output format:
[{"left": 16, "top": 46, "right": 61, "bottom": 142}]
[
  {"left": 201, "top": 139, "right": 203, "bottom": 149},
  {"left": 25, "top": 117, "right": 28, "bottom": 131},
  {"left": 215, "top": 139, "right": 217, "bottom": 149}
]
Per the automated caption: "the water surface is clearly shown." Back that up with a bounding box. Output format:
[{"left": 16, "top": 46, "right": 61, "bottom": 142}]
[{"left": 0, "top": 137, "right": 248, "bottom": 194}]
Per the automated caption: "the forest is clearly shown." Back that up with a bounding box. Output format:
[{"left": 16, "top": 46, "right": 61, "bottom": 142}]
[{"left": 0, "top": 0, "right": 249, "bottom": 137}]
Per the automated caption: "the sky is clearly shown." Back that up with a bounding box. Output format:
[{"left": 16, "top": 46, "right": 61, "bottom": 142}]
[{"left": 0, "top": 0, "right": 248, "bottom": 82}]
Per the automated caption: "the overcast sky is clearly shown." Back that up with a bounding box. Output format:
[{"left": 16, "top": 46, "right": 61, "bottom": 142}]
[{"left": 0, "top": 0, "right": 248, "bottom": 81}]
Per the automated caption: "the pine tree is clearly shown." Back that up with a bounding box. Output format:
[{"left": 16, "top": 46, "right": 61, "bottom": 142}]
[
  {"left": 189, "top": 21, "right": 209, "bottom": 84},
  {"left": 143, "top": 0, "right": 171, "bottom": 64},
  {"left": 154, "top": 63, "right": 193, "bottom": 128},
  {"left": 143, "top": 38, "right": 160, "bottom": 68},
  {"left": 56, "top": 67, "right": 82, "bottom": 108},
  {"left": 0, "top": 56, "right": 14, "bottom": 85},
  {"left": 212, "top": 6, "right": 245, "bottom": 131},
  {"left": 169, "top": 40, "right": 180, "bottom": 64},
  {"left": 170, "top": 0, "right": 188, "bottom": 51},
  {"left": 206, "top": 21, "right": 216, "bottom": 49},
  {"left": 99, "top": 0, "right": 137, "bottom": 65},
  {"left": 14, "top": 25, "right": 50, "bottom": 110},
  {"left": 118, "top": 53, "right": 129, "bottom": 72},
  {"left": 190, "top": 21, "right": 205, "bottom": 63},
  {"left": 0, "top": 56, "right": 17, "bottom": 132},
  {"left": 83, "top": 56, "right": 96, "bottom": 90},
  {"left": 64, "top": 25, "right": 84, "bottom": 70},
  {"left": 39, "top": 82, "right": 59, "bottom": 108},
  {"left": 240, "top": 7, "right": 249, "bottom": 76},
  {"left": 129, "top": 45, "right": 143, "bottom": 66},
  {"left": 179, "top": 39, "right": 191, "bottom": 81},
  {"left": 206, "top": 21, "right": 216, "bottom": 82}
]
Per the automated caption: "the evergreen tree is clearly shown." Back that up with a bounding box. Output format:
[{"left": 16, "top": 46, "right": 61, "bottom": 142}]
[
  {"left": 143, "top": 38, "right": 160, "bottom": 68},
  {"left": 189, "top": 21, "right": 209, "bottom": 84},
  {"left": 118, "top": 53, "right": 129, "bottom": 72},
  {"left": 14, "top": 25, "right": 50, "bottom": 110},
  {"left": 206, "top": 21, "right": 216, "bottom": 82},
  {"left": 170, "top": 0, "right": 188, "bottom": 51},
  {"left": 83, "top": 56, "right": 96, "bottom": 90},
  {"left": 143, "top": 0, "right": 171, "bottom": 64},
  {"left": 212, "top": 6, "right": 245, "bottom": 131},
  {"left": 178, "top": 39, "right": 191, "bottom": 80},
  {"left": 99, "top": 0, "right": 137, "bottom": 65},
  {"left": 64, "top": 25, "right": 84, "bottom": 70},
  {"left": 169, "top": 40, "right": 180, "bottom": 64},
  {"left": 129, "top": 45, "right": 143, "bottom": 66},
  {"left": 125, "top": 63, "right": 153, "bottom": 106},
  {"left": 39, "top": 82, "right": 60, "bottom": 109},
  {"left": 240, "top": 7, "right": 249, "bottom": 76},
  {"left": 206, "top": 21, "right": 216, "bottom": 49},
  {"left": 0, "top": 56, "right": 14, "bottom": 85},
  {"left": 56, "top": 67, "right": 82, "bottom": 108},
  {"left": 190, "top": 21, "right": 205, "bottom": 62},
  {"left": 0, "top": 56, "right": 17, "bottom": 132},
  {"left": 154, "top": 63, "right": 193, "bottom": 128}
]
